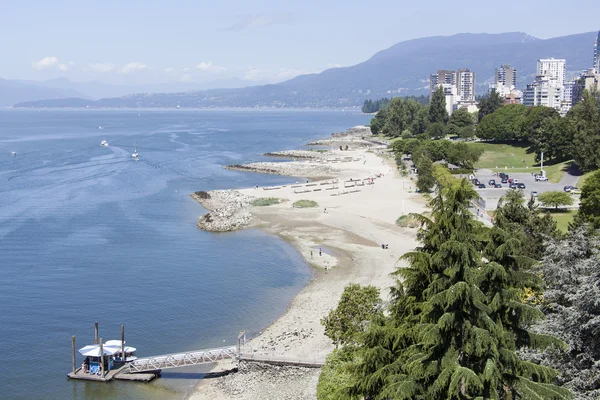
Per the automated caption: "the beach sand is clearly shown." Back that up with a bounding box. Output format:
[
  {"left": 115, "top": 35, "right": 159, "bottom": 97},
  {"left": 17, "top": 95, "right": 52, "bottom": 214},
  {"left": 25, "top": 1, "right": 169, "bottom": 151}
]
[{"left": 188, "top": 144, "right": 427, "bottom": 399}]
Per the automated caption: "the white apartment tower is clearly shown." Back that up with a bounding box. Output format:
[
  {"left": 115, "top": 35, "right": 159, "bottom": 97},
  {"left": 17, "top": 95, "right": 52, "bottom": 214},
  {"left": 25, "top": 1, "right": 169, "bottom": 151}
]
[
  {"left": 495, "top": 64, "right": 517, "bottom": 89},
  {"left": 594, "top": 31, "right": 600, "bottom": 71},
  {"left": 537, "top": 58, "right": 566, "bottom": 87},
  {"left": 456, "top": 69, "right": 476, "bottom": 102}
]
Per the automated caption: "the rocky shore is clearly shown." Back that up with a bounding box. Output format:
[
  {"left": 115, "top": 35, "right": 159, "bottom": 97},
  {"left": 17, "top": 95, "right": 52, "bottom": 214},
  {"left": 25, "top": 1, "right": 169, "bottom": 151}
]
[
  {"left": 331, "top": 125, "right": 372, "bottom": 138},
  {"left": 190, "top": 190, "right": 253, "bottom": 232},
  {"left": 225, "top": 162, "right": 339, "bottom": 179},
  {"left": 207, "top": 362, "right": 320, "bottom": 400}
]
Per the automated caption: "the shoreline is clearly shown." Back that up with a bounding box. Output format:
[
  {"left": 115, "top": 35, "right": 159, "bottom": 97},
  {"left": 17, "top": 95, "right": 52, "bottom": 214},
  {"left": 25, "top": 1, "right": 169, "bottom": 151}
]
[{"left": 187, "top": 128, "right": 427, "bottom": 399}]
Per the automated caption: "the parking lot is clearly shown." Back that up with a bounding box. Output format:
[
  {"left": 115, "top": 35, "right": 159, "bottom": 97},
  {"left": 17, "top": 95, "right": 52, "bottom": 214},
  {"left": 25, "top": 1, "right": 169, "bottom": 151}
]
[{"left": 468, "top": 169, "right": 570, "bottom": 210}]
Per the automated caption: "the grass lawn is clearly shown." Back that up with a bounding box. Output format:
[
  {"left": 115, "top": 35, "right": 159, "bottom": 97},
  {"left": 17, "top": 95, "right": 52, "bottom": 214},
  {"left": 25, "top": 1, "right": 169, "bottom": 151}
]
[
  {"left": 471, "top": 142, "right": 570, "bottom": 183},
  {"left": 292, "top": 199, "right": 319, "bottom": 208},
  {"left": 547, "top": 210, "right": 577, "bottom": 233}
]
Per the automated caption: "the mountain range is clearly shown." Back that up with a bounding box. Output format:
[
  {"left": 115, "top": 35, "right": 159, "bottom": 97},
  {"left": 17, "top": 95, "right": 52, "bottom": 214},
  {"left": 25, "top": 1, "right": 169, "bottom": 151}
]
[{"left": 8, "top": 30, "right": 599, "bottom": 109}]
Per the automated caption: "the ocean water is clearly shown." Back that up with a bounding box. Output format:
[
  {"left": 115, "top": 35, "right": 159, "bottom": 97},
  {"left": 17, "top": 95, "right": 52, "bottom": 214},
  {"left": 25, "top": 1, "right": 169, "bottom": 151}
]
[{"left": 0, "top": 109, "right": 370, "bottom": 399}]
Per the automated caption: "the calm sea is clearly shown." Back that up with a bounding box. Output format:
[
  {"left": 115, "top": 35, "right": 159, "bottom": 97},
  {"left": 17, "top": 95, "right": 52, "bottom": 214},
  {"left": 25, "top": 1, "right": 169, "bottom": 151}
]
[{"left": 0, "top": 109, "right": 371, "bottom": 400}]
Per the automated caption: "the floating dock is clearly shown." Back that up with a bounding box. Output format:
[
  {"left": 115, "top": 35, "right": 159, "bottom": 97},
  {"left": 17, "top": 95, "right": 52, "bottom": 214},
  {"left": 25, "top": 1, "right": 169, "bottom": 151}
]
[{"left": 67, "top": 365, "right": 160, "bottom": 382}]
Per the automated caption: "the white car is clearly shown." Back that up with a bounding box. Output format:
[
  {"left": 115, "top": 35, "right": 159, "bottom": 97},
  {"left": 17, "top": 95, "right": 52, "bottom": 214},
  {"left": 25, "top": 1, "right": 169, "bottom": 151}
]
[{"left": 535, "top": 175, "right": 548, "bottom": 181}]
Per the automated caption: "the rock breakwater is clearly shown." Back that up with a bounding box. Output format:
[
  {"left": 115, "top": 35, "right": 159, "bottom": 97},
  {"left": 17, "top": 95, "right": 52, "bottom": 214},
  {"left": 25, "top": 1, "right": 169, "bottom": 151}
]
[
  {"left": 263, "top": 150, "right": 327, "bottom": 159},
  {"left": 191, "top": 190, "right": 252, "bottom": 232},
  {"left": 225, "top": 162, "right": 339, "bottom": 178}
]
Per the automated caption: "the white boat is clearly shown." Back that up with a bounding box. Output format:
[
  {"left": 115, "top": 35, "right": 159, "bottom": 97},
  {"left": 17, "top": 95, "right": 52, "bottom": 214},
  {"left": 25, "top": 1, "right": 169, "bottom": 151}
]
[
  {"left": 132, "top": 145, "right": 139, "bottom": 161},
  {"left": 11, "top": 151, "right": 16, "bottom": 157},
  {"left": 100, "top": 140, "right": 109, "bottom": 147},
  {"left": 98, "top": 126, "right": 103, "bottom": 130}
]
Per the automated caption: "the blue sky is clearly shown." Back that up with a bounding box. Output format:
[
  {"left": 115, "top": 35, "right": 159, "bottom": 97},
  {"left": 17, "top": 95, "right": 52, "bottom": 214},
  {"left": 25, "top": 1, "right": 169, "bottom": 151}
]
[{"left": 2, "top": 0, "right": 599, "bottom": 85}]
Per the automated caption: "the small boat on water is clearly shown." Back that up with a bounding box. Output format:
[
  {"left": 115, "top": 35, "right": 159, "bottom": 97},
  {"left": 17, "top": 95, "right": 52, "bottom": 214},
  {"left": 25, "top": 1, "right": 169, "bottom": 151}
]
[
  {"left": 11, "top": 151, "right": 17, "bottom": 157},
  {"left": 132, "top": 145, "right": 139, "bottom": 161},
  {"left": 98, "top": 126, "right": 103, "bottom": 130},
  {"left": 100, "top": 140, "right": 109, "bottom": 147}
]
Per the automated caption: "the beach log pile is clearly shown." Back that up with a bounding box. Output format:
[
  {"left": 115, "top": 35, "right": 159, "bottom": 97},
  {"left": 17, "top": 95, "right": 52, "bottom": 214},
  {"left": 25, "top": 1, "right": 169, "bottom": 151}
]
[
  {"left": 263, "top": 150, "right": 327, "bottom": 159},
  {"left": 191, "top": 190, "right": 252, "bottom": 232},
  {"left": 225, "top": 162, "right": 339, "bottom": 178}
]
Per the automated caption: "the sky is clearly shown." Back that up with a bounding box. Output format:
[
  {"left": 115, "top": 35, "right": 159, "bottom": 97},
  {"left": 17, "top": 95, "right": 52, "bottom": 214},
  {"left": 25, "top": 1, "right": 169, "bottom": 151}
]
[{"left": 1, "top": 0, "right": 599, "bottom": 85}]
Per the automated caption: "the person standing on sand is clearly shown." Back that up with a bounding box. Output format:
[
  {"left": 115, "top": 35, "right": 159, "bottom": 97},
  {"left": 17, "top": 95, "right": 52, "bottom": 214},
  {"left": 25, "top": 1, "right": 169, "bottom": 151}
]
[
  {"left": 324, "top": 207, "right": 327, "bottom": 213},
  {"left": 319, "top": 248, "right": 322, "bottom": 256},
  {"left": 310, "top": 250, "right": 313, "bottom": 258}
]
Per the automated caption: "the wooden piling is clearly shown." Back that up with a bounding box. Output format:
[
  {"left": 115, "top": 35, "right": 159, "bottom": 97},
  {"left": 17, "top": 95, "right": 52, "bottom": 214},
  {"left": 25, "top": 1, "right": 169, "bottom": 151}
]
[
  {"left": 121, "top": 325, "right": 125, "bottom": 363},
  {"left": 94, "top": 322, "right": 98, "bottom": 345},
  {"left": 100, "top": 338, "right": 104, "bottom": 378},
  {"left": 72, "top": 336, "right": 76, "bottom": 374}
]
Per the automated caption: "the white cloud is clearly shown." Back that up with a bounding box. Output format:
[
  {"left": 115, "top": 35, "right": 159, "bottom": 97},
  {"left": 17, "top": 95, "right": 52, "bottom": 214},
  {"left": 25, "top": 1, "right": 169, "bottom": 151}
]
[
  {"left": 179, "top": 73, "right": 193, "bottom": 82},
  {"left": 196, "top": 62, "right": 225, "bottom": 73},
  {"left": 32, "top": 56, "right": 70, "bottom": 71},
  {"left": 119, "top": 62, "right": 148, "bottom": 74},
  {"left": 182, "top": 67, "right": 192, "bottom": 72},
  {"left": 89, "top": 62, "right": 117, "bottom": 74},
  {"left": 227, "top": 13, "right": 293, "bottom": 30},
  {"left": 164, "top": 67, "right": 175, "bottom": 73}
]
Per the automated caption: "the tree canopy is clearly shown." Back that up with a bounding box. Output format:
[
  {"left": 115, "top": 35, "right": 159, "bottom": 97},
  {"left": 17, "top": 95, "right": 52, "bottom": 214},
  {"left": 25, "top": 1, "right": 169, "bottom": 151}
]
[
  {"left": 429, "top": 86, "right": 449, "bottom": 124},
  {"left": 537, "top": 191, "right": 574, "bottom": 210}
]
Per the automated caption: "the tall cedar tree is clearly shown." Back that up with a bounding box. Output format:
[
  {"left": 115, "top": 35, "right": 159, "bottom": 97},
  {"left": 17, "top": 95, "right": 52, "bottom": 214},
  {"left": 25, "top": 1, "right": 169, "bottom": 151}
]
[
  {"left": 349, "top": 179, "right": 570, "bottom": 399},
  {"left": 572, "top": 169, "right": 600, "bottom": 230},
  {"left": 429, "top": 86, "right": 449, "bottom": 124}
]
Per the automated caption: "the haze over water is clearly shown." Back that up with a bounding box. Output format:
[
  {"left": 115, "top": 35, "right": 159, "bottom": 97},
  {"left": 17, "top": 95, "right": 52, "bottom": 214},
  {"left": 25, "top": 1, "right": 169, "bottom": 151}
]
[{"left": 0, "top": 109, "right": 370, "bottom": 400}]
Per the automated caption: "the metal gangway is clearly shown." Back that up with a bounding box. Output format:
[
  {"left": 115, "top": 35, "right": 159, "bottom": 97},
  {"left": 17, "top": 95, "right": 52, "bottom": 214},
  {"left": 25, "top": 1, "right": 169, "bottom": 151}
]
[{"left": 127, "top": 346, "right": 238, "bottom": 373}]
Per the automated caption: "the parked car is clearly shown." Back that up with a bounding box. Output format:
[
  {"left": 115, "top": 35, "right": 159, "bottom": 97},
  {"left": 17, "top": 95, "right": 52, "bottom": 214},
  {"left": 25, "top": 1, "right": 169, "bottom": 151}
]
[
  {"left": 517, "top": 183, "right": 526, "bottom": 189},
  {"left": 478, "top": 183, "right": 486, "bottom": 189},
  {"left": 513, "top": 179, "right": 520, "bottom": 184},
  {"left": 571, "top": 188, "right": 582, "bottom": 194},
  {"left": 535, "top": 175, "right": 548, "bottom": 182},
  {"left": 499, "top": 172, "right": 508, "bottom": 179},
  {"left": 531, "top": 191, "right": 538, "bottom": 197},
  {"left": 508, "top": 179, "right": 514, "bottom": 184},
  {"left": 488, "top": 179, "right": 496, "bottom": 186},
  {"left": 564, "top": 185, "right": 576, "bottom": 192},
  {"left": 509, "top": 183, "right": 518, "bottom": 189},
  {"left": 501, "top": 179, "right": 508, "bottom": 184},
  {"left": 472, "top": 179, "right": 480, "bottom": 186},
  {"left": 494, "top": 184, "right": 502, "bottom": 188}
]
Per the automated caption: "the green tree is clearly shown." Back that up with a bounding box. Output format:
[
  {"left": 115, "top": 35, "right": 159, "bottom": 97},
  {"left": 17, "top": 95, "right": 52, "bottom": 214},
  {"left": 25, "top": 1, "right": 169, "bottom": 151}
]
[
  {"left": 348, "top": 180, "right": 569, "bottom": 399},
  {"left": 570, "top": 90, "right": 600, "bottom": 171},
  {"left": 317, "top": 347, "right": 361, "bottom": 400},
  {"left": 476, "top": 104, "right": 527, "bottom": 141},
  {"left": 429, "top": 86, "right": 449, "bottom": 124},
  {"left": 538, "top": 191, "right": 575, "bottom": 210},
  {"left": 446, "top": 142, "right": 483, "bottom": 169},
  {"left": 478, "top": 90, "right": 504, "bottom": 122},
  {"left": 414, "top": 152, "right": 435, "bottom": 192},
  {"left": 449, "top": 108, "right": 474, "bottom": 128},
  {"left": 492, "top": 189, "right": 558, "bottom": 260},
  {"left": 425, "top": 121, "right": 447, "bottom": 139},
  {"left": 458, "top": 124, "right": 476, "bottom": 139},
  {"left": 525, "top": 229, "right": 600, "bottom": 398},
  {"left": 573, "top": 170, "right": 600, "bottom": 230},
  {"left": 321, "top": 284, "right": 382, "bottom": 347}
]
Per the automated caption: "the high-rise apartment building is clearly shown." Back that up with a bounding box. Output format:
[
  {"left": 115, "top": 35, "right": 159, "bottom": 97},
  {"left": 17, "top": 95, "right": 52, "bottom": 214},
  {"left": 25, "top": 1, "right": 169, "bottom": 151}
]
[
  {"left": 523, "top": 76, "right": 563, "bottom": 110},
  {"left": 495, "top": 65, "right": 517, "bottom": 89},
  {"left": 456, "top": 69, "right": 476, "bottom": 102},
  {"left": 594, "top": 31, "right": 600, "bottom": 71},
  {"left": 429, "top": 70, "right": 457, "bottom": 96},
  {"left": 537, "top": 58, "right": 566, "bottom": 87}
]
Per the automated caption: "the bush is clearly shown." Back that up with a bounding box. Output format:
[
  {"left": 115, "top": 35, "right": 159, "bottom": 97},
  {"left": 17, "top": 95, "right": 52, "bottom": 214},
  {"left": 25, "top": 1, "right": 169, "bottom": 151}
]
[
  {"left": 292, "top": 199, "right": 319, "bottom": 208},
  {"left": 395, "top": 214, "right": 420, "bottom": 228},
  {"left": 250, "top": 197, "right": 283, "bottom": 206}
]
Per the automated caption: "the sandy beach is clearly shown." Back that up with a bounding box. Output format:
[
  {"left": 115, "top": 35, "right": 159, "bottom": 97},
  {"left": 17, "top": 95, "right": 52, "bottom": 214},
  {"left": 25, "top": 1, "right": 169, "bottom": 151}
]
[{"left": 188, "top": 129, "right": 427, "bottom": 399}]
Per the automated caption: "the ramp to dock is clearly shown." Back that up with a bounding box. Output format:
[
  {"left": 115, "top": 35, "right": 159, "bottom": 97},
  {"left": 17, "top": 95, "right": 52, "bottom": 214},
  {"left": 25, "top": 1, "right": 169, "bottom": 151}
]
[{"left": 127, "top": 346, "right": 238, "bottom": 373}]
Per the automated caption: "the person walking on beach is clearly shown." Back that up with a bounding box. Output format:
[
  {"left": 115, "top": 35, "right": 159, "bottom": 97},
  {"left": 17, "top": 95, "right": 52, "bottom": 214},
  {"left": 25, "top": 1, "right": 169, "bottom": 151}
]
[
  {"left": 319, "top": 248, "right": 322, "bottom": 256},
  {"left": 324, "top": 207, "right": 327, "bottom": 213},
  {"left": 310, "top": 250, "right": 313, "bottom": 259}
]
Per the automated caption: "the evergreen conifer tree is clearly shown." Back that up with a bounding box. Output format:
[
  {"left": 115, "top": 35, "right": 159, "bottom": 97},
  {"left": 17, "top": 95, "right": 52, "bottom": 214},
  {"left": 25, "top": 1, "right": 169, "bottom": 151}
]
[
  {"left": 347, "top": 180, "right": 571, "bottom": 400},
  {"left": 429, "top": 86, "right": 449, "bottom": 124}
]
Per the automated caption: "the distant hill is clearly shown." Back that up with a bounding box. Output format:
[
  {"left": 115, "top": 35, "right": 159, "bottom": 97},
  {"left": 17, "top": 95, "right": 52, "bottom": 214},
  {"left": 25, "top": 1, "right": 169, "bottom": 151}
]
[
  {"left": 7, "top": 77, "right": 266, "bottom": 101},
  {"left": 0, "top": 79, "right": 87, "bottom": 107},
  {"left": 13, "top": 30, "right": 599, "bottom": 108}
]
